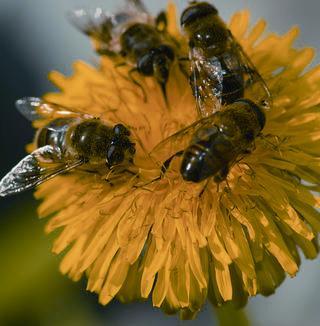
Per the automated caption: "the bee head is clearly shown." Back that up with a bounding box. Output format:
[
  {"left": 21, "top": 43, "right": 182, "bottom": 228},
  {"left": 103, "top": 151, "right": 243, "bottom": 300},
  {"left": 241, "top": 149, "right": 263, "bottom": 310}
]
[
  {"left": 113, "top": 123, "right": 130, "bottom": 137},
  {"left": 106, "top": 124, "right": 135, "bottom": 167},
  {"left": 181, "top": 2, "right": 218, "bottom": 28},
  {"left": 137, "top": 45, "right": 174, "bottom": 82}
]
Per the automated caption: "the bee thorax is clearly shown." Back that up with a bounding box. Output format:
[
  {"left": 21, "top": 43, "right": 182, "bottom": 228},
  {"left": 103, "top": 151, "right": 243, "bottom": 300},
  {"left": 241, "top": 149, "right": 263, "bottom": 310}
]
[{"left": 69, "top": 119, "right": 113, "bottom": 159}]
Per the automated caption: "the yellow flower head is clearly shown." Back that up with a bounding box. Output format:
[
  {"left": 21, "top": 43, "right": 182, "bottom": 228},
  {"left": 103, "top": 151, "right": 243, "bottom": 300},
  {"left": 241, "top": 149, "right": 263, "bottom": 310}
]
[{"left": 33, "top": 3, "right": 320, "bottom": 319}]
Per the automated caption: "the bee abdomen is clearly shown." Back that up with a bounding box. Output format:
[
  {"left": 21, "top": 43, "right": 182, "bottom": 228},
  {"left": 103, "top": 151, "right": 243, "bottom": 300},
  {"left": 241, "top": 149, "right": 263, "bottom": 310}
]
[
  {"left": 181, "top": 135, "right": 233, "bottom": 183},
  {"left": 36, "top": 118, "right": 76, "bottom": 152},
  {"left": 221, "top": 73, "right": 245, "bottom": 104}
]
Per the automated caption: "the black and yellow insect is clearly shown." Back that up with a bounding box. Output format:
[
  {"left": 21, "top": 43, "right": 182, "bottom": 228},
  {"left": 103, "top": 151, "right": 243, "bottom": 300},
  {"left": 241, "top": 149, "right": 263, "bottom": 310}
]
[
  {"left": 152, "top": 99, "right": 266, "bottom": 183},
  {"left": 69, "top": 0, "right": 176, "bottom": 103},
  {"left": 181, "top": 1, "right": 271, "bottom": 117},
  {"left": 151, "top": 2, "right": 272, "bottom": 184},
  {"left": 0, "top": 98, "right": 135, "bottom": 196}
]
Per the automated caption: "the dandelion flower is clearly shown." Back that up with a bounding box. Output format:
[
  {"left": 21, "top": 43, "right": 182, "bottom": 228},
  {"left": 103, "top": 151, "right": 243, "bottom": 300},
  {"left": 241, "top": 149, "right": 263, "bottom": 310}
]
[{"left": 34, "top": 3, "right": 320, "bottom": 319}]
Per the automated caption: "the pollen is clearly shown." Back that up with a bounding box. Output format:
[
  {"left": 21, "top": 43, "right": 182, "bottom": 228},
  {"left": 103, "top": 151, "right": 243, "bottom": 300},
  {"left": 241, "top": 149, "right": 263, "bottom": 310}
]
[{"left": 34, "top": 3, "right": 320, "bottom": 320}]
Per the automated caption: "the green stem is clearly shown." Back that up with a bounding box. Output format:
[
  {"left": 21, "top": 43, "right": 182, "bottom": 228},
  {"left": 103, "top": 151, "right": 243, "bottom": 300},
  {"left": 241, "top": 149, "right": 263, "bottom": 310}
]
[{"left": 214, "top": 303, "right": 250, "bottom": 326}]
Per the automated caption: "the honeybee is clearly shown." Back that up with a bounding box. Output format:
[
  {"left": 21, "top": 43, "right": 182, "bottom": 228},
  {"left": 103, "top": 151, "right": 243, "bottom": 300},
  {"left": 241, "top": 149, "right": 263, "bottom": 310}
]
[
  {"left": 149, "top": 2, "right": 271, "bottom": 184},
  {"left": 181, "top": 1, "right": 271, "bottom": 117},
  {"left": 151, "top": 99, "right": 265, "bottom": 183},
  {"left": 69, "top": 0, "right": 176, "bottom": 103},
  {"left": 0, "top": 98, "right": 135, "bottom": 197}
]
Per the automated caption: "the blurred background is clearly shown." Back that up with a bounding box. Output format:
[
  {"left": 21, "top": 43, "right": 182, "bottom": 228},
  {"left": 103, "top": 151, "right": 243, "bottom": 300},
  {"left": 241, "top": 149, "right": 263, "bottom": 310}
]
[{"left": 0, "top": 0, "right": 319, "bottom": 325}]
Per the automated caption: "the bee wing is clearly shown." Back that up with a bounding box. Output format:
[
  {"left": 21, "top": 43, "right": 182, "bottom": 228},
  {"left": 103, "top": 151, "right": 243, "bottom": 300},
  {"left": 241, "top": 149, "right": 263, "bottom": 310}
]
[
  {"left": 68, "top": 2, "right": 152, "bottom": 55},
  {"left": 68, "top": 8, "right": 116, "bottom": 49},
  {"left": 150, "top": 115, "right": 216, "bottom": 166},
  {"left": 16, "top": 97, "right": 93, "bottom": 122},
  {"left": 126, "top": 0, "right": 149, "bottom": 15},
  {"left": 0, "top": 145, "right": 84, "bottom": 197},
  {"left": 190, "top": 48, "right": 223, "bottom": 118},
  {"left": 229, "top": 33, "right": 272, "bottom": 109}
]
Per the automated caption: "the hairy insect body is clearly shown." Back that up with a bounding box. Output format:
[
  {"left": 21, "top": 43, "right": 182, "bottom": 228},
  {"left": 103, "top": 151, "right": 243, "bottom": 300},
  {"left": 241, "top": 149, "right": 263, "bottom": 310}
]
[
  {"left": 69, "top": 120, "right": 113, "bottom": 159},
  {"left": 36, "top": 118, "right": 135, "bottom": 166},
  {"left": 158, "top": 1, "right": 272, "bottom": 183},
  {"left": 181, "top": 99, "right": 265, "bottom": 183},
  {"left": 181, "top": 1, "right": 271, "bottom": 116},
  {"left": 121, "top": 23, "right": 162, "bottom": 60},
  {"left": 0, "top": 98, "right": 135, "bottom": 197},
  {"left": 69, "top": 1, "right": 176, "bottom": 102},
  {"left": 36, "top": 118, "right": 77, "bottom": 153},
  {"left": 120, "top": 23, "right": 174, "bottom": 86}
]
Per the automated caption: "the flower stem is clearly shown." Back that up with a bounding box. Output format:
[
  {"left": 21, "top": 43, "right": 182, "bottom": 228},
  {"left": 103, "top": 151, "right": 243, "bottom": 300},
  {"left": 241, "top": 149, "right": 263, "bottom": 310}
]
[{"left": 214, "top": 304, "right": 250, "bottom": 326}]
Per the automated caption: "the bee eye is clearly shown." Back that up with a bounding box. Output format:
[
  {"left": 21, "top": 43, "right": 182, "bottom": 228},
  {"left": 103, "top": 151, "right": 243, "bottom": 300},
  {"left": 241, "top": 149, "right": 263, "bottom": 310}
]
[
  {"left": 113, "top": 124, "right": 130, "bottom": 136},
  {"left": 245, "top": 131, "right": 254, "bottom": 141},
  {"left": 107, "top": 145, "right": 124, "bottom": 166},
  {"left": 128, "top": 144, "right": 136, "bottom": 155},
  {"left": 137, "top": 53, "right": 154, "bottom": 75},
  {"left": 158, "top": 45, "right": 175, "bottom": 61}
]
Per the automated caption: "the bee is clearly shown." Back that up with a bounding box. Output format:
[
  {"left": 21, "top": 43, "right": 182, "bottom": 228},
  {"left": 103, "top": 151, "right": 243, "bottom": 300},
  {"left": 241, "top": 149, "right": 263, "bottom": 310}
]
[
  {"left": 69, "top": 0, "right": 176, "bottom": 103},
  {"left": 151, "top": 99, "right": 265, "bottom": 183},
  {"left": 149, "top": 2, "right": 272, "bottom": 184},
  {"left": 181, "top": 1, "right": 271, "bottom": 117},
  {"left": 0, "top": 98, "right": 135, "bottom": 197}
]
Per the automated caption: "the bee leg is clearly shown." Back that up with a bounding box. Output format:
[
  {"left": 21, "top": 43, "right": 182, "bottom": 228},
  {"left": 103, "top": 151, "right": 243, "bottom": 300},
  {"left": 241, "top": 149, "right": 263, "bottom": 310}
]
[
  {"left": 240, "top": 163, "right": 256, "bottom": 178},
  {"left": 177, "top": 57, "right": 190, "bottom": 79},
  {"left": 161, "top": 150, "right": 184, "bottom": 176},
  {"left": 114, "top": 62, "right": 131, "bottom": 79},
  {"left": 259, "top": 133, "right": 283, "bottom": 154},
  {"left": 128, "top": 68, "right": 147, "bottom": 102},
  {"left": 112, "top": 63, "right": 146, "bottom": 101},
  {"left": 156, "top": 11, "right": 168, "bottom": 32},
  {"left": 213, "top": 166, "right": 229, "bottom": 184},
  {"left": 114, "top": 62, "right": 127, "bottom": 68},
  {"left": 198, "top": 180, "right": 209, "bottom": 198},
  {"left": 96, "top": 48, "right": 118, "bottom": 57},
  {"left": 242, "top": 141, "right": 256, "bottom": 155},
  {"left": 158, "top": 81, "right": 170, "bottom": 108}
]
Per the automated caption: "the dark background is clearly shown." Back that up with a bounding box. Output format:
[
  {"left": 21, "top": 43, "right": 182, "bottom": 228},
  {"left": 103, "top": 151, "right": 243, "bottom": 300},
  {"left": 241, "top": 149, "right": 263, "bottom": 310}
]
[{"left": 0, "top": 0, "right": 319, "bottom": 325}]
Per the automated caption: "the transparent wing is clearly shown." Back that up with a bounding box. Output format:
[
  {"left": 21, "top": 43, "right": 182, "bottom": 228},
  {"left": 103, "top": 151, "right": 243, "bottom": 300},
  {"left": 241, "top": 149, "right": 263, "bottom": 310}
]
[
  {"left": 229, "top": 33, "right": 272, "bottom": 109},
  {"left": 126, "top": 0, "right": 149, "bottom": 15},
  {"left": 68, "top": 1, "right": 152, "bottom": 55},
  {"left": 68, "top": 8, "right": 117, "bottom": 53},
  {"left": 190, "top": 48, "right": 223, "bottom": 118},
  {"left": 149, "top": 115, "right": 217, "bottom": 166},
  {"left": 16, "top": 97, "right": 93, "bottom": 122},
  {"left": 0, "top": 146, "right": 84, "bottom": 197}
]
